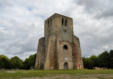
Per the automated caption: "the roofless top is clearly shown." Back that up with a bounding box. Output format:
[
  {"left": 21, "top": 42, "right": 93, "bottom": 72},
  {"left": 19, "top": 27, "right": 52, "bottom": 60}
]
[{"left": 46, "top": 13, "right": 72, "bottom": 21}]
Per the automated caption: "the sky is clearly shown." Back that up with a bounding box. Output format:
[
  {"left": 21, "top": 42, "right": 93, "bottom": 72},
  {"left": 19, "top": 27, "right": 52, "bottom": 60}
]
[{"left": 0, "top": 0, "right": 113, "bottom": 60}]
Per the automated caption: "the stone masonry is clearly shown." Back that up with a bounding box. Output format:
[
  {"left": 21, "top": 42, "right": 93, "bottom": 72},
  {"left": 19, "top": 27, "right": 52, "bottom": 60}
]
[{"left": 35, "top": 13, "right": 84, "bottom": 70}]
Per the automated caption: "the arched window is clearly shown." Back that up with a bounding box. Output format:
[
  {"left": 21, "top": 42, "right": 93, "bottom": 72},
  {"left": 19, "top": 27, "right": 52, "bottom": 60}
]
[
  {"left": 63, "top": 45, "right": 68, "bottom": 50},
  {"left": 62, "top": 18, "right": 68, "bottom": 26},
  {"left": 65, "top": 19, "right": 67, "bottom": 26},
  {"left": 62, "top": 18, "right": 64, "bottom": 25}
]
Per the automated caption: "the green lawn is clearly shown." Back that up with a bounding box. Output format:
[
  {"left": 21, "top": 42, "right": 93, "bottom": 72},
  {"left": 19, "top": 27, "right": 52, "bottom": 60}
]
[{"left": 0, "top": 69, "right": 113, "bottom": 79}]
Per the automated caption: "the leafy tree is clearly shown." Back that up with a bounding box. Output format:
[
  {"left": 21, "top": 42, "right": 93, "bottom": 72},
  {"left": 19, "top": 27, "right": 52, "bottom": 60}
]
[
  {"left": 98, "top": 51, "right": 109, "bottom": 68},
  {"left": 0, "top": 55, "right": 10, "bottom": 69},
  {"left": 90, "top": 55, "right": 98, "bottom": 67},
  {"left": 1, "top": 50, "right": 113, "bottom": 69},
  {"left": 83, "top": 57, "right": 93, "bottom": 69},
  {"left": 23, "top": 54, "right": 36, "bottom": 69},
  {"left": 10, "top": 56, "right": 23, "bottom": 69},
  {"left": 108, "top": 50, "right": 113, "bottom": 68}
]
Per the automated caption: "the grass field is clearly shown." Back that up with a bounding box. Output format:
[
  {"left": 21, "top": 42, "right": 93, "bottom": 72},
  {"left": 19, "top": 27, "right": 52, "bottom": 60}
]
[{"left": 0, "top": 69, "right": 113, "bottom": 79}]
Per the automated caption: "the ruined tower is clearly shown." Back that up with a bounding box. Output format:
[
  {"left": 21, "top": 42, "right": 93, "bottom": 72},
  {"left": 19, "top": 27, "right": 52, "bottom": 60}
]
[{"left": 35, "top": 13, "right": 84, "bottom": 70}]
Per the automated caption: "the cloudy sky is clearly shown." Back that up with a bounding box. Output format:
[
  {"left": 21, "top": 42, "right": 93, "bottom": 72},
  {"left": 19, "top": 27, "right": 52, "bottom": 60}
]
[{"left": 0, "top": 0, "right": 113, "bottom": 60}]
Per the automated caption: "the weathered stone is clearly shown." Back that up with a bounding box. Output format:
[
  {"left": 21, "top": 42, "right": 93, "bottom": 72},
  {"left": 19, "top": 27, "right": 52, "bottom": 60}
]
[
  {"left": 35, "top": 37, "right": 45, "bottom": 69},
  {"left": 35, "top": 13, "right": 84, "bottom": 70}
]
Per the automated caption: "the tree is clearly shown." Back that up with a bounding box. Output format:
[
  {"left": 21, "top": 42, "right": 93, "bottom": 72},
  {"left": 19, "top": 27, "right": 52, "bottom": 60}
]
[
  {"left": 23, "top": 54, "right": 36, "bottom": 69},
  {"left": 10, "top": 56, "right": 23, "bottom": 69},
  {"left": 90, "top": 55, "right": 98, "bottom": 67},
  {"left": 0, "top": 55, "right": 10, "bottom": 69},
  {"left": 83, "top": 57, "right": 93, "bottom": 69},
  {"left": 108, "top": 50, "right": 113, "bottom": 68},
  {"left": 98, "top": 51, "right": 109, "bottom": 68}
]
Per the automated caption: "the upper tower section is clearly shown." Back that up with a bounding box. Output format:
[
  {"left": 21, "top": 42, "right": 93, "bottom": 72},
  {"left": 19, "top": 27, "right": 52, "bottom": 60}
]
[{"left": 44, "top": 13, "right": 73, "bottom": 38}]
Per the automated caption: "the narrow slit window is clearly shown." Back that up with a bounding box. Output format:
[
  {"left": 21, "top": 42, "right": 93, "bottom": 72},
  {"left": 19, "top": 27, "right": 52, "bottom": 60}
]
[
  {"left": 48, "top": 20, "right": 49, "bottom": 26},
  {"left": 48, "top": 20, "right": 49, "bottom": 24},
  {"left": 65, "top": 19, "right": 67, "bottom": 26},
  {"left": 62, "top": 18, "right": 64, "bottom": 25}
]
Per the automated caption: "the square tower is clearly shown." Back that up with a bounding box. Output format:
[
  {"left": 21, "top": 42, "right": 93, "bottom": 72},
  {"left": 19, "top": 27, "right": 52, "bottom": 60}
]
[
  {"left": 35, "top": 13, "right": 84, "bottom": 70},
  {"left": 44, "top": 13, "right": 73, "bottom": 42}
]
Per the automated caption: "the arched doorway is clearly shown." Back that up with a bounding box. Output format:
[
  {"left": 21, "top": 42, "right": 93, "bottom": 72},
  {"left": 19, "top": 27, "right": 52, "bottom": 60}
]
[{"left": 64, "top": 62, "right": 68, "bottom": 69}]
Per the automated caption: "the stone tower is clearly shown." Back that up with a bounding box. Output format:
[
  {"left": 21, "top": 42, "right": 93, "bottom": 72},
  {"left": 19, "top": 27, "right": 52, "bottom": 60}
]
[{"left": 35, "top": 13, "right": 84, "bottom": 70}]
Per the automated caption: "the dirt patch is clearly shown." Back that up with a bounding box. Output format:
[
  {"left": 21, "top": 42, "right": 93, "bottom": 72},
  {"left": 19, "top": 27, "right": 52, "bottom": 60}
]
[
  {"left": 6, "top": 70, "right": 16, "bottom": 73},
  {"left": 21, "top": 74, "right": 113, "bottom": 79}
]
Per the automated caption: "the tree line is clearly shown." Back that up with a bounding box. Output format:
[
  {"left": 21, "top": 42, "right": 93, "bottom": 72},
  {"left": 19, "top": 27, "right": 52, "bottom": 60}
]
[
  {"left": 0, "top": 50, "right": 113, "bottom": 69},
  {"left": 0, "top": 54, "right": 36, "bottom": 69},
  {"left": 83, "top": 50, "right": 113, "bottom": 69}
]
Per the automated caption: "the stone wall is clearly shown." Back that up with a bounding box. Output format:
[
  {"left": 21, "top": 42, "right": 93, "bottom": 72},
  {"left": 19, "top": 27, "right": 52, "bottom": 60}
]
[
  {"left": 35, "top": 37, "right": 45, "bottom": 69},
  {"left": 35, "top": 13, "right": 84, "bottom": 70},
  {"left": 44, "top": 35, "right": 57, "bottom": 70},
  {"left": 73, "top": 36, "right": 84, "bottom": 69}
]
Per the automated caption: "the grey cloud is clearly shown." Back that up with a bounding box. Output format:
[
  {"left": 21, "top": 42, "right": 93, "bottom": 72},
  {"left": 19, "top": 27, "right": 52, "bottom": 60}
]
[
  {"left": 74, "top": 0, "right": 113, "bottom": 19},
  {"left": 96, "top": 9, "right": 113, "bottom": 19},
  {"left": 0, "top": 0, "right": 113, "bottom": 59}
]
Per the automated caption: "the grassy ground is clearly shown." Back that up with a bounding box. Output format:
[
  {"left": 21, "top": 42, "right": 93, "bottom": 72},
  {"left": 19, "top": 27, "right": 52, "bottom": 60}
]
[{"left": 0, "top": 69, "right": 113, "bottom": 79}]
